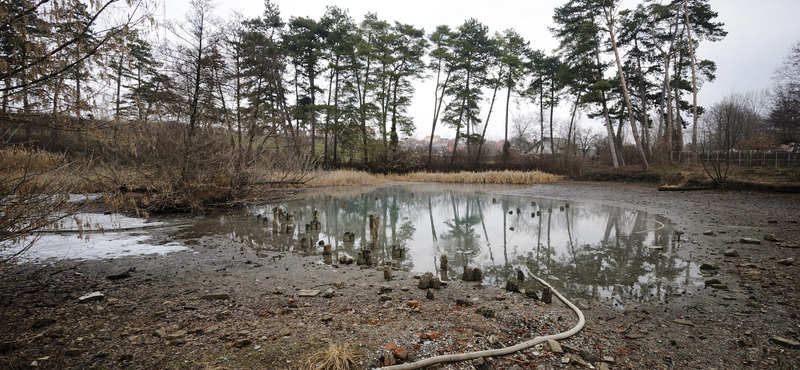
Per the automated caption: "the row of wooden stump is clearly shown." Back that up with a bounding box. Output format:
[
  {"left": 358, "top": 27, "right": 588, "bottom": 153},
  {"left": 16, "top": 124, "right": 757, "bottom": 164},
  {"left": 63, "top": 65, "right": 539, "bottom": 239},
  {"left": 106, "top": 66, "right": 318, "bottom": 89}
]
[{"left": 262, "top": 208, "right": 553, "bottom": 303}]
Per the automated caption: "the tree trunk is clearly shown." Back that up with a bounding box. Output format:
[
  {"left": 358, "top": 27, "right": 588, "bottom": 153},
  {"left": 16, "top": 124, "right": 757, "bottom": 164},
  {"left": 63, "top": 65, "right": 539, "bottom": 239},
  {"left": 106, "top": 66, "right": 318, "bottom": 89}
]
[
  {"left": 663, "top": 53, "right": 674, "bottom": 164},
  {"left": 603, "top": 4, "right": 649, "bottom": 172},
  {"left": 115, "top": 53, "right": 123, "bottom": 119},
  {"left": 566, "top": 92, "right": 581, "bottom": 157},
  {"left": 308, "top": 62, "right": 317, "bottom": 158},
  {"left": 549, "top": 84, "right": 555, "bottom": 154},
  {"left": 504, "top": 79, "right": 512, "bottom": 144},
  {"left": 684, "top": 0, "right": 700, "bottom": 154},
  {"left": 428, "top": 67, "right": 450, "bottom": 165},
  {"left": 635, "top": 39, "right": 651, "bottom": 157},
  {"left": 359, "top": 52, "right": 372, "bottom": 164},
  {"left": 389, "top": 76, "right": 400, "bottom": 154},
  {"left": 538, "top": 78, "right": 544, "bottom": 153},
  {"left": 600, "top": 91, "right": 619, "bottom": 168},
  {"left": 451, "top": 97, "right": 466, "bottom": 165},
  {"left": 476, "top": 82, "right": 499, "bottom": 166}
]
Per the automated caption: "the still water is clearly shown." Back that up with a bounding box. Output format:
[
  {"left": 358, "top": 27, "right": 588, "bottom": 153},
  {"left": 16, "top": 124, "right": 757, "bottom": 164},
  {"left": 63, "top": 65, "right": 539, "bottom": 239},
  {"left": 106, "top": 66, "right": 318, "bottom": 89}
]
[{"left": 176, "top": 183, "right": 702, "bottom": 305}]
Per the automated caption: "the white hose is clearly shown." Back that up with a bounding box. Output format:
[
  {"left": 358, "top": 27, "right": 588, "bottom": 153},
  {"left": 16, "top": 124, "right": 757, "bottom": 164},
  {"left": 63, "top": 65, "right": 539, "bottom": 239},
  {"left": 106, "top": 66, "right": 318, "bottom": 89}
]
[{"left": 377, "top": 275, "right": 585, "bottom": 370}]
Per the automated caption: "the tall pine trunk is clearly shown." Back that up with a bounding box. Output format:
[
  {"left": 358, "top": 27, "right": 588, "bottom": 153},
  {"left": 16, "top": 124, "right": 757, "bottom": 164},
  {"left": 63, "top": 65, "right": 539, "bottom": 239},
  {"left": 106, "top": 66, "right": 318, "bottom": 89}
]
[{"left": 603, "top": 5, "right": 649, "bottom": 172}]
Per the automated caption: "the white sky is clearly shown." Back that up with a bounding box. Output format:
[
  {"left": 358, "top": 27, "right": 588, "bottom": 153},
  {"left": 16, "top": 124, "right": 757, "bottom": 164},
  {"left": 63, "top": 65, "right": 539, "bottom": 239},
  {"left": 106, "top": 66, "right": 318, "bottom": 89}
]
[{"left": 163, "top": 0, "right": 800, "bottom": 141}]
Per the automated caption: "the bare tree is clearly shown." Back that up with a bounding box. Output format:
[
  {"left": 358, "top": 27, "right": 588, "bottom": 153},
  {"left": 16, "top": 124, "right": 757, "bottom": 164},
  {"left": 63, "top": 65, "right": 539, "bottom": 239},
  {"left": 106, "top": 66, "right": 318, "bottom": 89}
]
[{"left": 700, "top": 92, "right": 763, "bottom": 187}]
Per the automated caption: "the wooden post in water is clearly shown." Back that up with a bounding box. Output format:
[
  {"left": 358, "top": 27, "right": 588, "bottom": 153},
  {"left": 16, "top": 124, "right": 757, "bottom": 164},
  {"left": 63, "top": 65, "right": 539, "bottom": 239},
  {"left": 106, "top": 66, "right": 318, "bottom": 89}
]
[
  {"left": 462, "top": 267, "right": 473, "bottom": 281},
  {"left": 542, "top": 287, "right": 552, "bottom": 304},
  {"left": 440, "top": 254, "right": 449, "bottom": 281},
  {"left": 361, "top": 249, "right": 372, "bottom": 266},
  {"left": 472, "top": 267, "right": 483, "bottom": 282},
  {"left": 369, "top": 214, "right": 380, "bottom": 248}
]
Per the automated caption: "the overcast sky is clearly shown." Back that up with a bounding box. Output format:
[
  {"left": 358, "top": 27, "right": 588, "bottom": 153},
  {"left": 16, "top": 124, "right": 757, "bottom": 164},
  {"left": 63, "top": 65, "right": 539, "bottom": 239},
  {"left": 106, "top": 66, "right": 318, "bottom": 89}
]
[{"left": 164, "top": 0, "right": 800, "bottom": 140}]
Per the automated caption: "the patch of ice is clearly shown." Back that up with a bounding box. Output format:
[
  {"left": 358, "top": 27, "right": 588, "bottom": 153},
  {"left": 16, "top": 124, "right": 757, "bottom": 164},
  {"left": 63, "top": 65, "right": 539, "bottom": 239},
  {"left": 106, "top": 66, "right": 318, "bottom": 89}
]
[
  {"left": 43, "top": 213, "right": 164, "bottom": 232},
  {"left": 3, "top": 232, "right": 188, "bottom": 263}
]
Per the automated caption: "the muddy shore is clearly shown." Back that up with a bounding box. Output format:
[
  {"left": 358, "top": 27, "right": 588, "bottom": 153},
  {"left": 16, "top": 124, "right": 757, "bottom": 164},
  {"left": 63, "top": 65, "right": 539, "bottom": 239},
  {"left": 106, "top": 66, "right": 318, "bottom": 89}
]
[{"left": 1, "top": 181, "right": 799, "bottom": 370}]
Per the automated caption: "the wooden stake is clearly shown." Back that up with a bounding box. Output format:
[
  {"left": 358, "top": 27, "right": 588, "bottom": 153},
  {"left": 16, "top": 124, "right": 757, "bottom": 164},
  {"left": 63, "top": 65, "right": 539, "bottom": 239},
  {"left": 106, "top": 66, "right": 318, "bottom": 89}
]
[{"left": 542, "top": 287, "right": 552, "bottom": 304}]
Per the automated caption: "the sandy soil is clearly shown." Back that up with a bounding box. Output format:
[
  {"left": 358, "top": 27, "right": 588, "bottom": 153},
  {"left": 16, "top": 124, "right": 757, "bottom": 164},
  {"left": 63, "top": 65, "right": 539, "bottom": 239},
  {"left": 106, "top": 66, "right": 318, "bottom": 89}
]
[{"left": 1, "top": 181, "right": 799, "bottom": 370}]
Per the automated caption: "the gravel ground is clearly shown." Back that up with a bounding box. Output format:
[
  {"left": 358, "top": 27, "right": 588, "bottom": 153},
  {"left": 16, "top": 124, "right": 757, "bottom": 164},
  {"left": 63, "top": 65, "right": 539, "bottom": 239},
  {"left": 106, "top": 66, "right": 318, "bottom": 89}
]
[{"left": 1, "top": 181, "right": 799, "bottom": 370}]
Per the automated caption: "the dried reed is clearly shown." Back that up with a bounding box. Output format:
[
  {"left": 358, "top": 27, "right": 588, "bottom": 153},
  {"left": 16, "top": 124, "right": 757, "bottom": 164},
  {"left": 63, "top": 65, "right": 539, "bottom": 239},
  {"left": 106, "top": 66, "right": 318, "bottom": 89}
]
[
  {"left": 389, "top": 170, "right": 561, "bottom": 184},
  {"left": 304, "top": 170, "right": 386, "bottom": 188}
]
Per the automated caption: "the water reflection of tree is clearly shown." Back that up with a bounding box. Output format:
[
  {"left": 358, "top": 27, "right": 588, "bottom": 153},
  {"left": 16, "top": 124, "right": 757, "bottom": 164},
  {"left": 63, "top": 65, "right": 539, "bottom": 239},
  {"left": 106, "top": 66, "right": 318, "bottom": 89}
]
[
  {"left": 524, "top": 207, "right": 689, "bottom": 303},
  {"left": 221, "top": 186, "right": 695, "bottom": 305},
  {"left": 438, "top": 192, "right": 483, "bottom": 272}
]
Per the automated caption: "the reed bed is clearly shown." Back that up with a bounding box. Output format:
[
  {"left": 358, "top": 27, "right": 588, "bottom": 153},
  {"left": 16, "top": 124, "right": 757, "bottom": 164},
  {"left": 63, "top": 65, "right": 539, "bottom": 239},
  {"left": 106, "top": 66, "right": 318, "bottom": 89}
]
[
  {"left": 389, "top": 170, "right": 562, "bottom": 184},
  {"left": 303, "top": 170, "right": 387, "bottom": 187},
  {"left": 0, "top": 146, "right": 67, "bottom": 174},
  {"left": 0, "top": 146, "right": 82, "bottom": 194}
]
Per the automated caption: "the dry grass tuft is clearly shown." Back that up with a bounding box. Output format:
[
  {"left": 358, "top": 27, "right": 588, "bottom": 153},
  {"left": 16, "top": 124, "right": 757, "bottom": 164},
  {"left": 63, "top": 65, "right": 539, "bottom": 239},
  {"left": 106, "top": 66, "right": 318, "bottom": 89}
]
[
  {"left": 304, "top": 170, "right": 386, "bottom": 188},
  {"left": 305, "top": 343, "right": 359, "bottom": 370},
  {"left": 389, "top": 170, "right": 562, "bottom": 184}
]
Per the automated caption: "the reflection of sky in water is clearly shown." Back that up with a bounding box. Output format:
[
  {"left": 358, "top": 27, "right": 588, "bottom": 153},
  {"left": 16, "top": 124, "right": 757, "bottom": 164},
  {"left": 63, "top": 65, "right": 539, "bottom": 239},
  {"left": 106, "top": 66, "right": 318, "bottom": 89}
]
[{"left": 224, "top": 184, "right": 704, "bottom": 306}]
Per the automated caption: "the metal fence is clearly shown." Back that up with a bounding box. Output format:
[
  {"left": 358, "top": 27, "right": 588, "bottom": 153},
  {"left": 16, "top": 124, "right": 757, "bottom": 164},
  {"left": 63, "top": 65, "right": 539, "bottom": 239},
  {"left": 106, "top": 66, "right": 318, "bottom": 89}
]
[{"left": 671, "top": 150, "right": 799, "bottom": 167}]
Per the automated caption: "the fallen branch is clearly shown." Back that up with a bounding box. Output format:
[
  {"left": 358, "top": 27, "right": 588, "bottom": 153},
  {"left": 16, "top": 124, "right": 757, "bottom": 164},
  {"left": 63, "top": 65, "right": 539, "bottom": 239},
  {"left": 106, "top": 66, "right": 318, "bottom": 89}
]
[{"left": 377, "top": 275, "right": 585, "bottom": 370}]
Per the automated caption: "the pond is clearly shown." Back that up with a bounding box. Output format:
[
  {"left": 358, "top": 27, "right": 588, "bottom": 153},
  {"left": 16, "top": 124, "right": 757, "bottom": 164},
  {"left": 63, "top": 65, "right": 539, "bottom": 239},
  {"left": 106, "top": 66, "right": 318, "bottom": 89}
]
[
  {"left": 8, "top": 184, "right": 702, "bottom": 306},
  {"left": 177, "top": 183, "right": 702, "bottom": 305}
]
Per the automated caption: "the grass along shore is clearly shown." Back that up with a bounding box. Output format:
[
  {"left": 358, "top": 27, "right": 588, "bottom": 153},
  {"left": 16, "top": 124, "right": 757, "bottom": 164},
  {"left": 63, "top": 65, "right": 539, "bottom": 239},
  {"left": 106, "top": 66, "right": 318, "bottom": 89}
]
[{"left": 303, "top": 169, "right": 562, "bottom": 188}]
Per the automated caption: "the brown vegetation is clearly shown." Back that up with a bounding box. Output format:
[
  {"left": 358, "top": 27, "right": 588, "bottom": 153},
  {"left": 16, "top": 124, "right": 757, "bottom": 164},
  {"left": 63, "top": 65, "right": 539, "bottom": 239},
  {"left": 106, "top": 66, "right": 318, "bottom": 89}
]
[
  {"left": 391, "top": 170, "right": 561, "bottom": 185},
  {"left": 0, "top": 146, "right": 80, "bottom": 264}
]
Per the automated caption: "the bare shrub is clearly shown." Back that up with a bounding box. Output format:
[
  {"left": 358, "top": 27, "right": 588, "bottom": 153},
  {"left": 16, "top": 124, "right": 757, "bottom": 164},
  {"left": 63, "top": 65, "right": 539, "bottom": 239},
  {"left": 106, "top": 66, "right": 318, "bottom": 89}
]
[{"left": 0, "top": 146, "right": 80, "bottom": 265}]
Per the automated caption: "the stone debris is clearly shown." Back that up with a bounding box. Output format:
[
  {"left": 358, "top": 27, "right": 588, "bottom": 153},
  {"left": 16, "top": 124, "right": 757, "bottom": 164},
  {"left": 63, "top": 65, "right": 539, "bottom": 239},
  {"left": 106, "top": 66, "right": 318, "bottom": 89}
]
[
  {"left": 233, "top": 338, "right": 251, "bottom": 348},
  {"left": 778, "top": 258, "right": 794, "bottom": 266},
  {"left": 297, "top": 290, "right": 320, "bottom": 297},
  {"left": 200, "top": 293, "right": 230, "bottom": 301},
  {"left": 764, "top": 234, "right": 784, "bottom": 242},
  {"left": 78, "top": 292, "right": 104, "bottom": 303},
  {"left": 570, "top": 356, "right": 593, "bottom": 368},
  {"left": 699, "top": 263, "right": 718, "bottom": 270},
  {"left": 723, "top": 249, "right": 739, "bottom": 257},
  {"left": 672, "top": 319, "right": 695, "bottom": 327},
  {"left": 705, "top": 278, "right": 728, "bottom": 290},
  {"left": 770, "top": 336, "right": 800, "bottom": 349},
  {"left": 740, "top": 238, "right": 762, "bottom": 245},
  {"left": 548, "top": 339, "right": 563, "bottom": 354}
]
